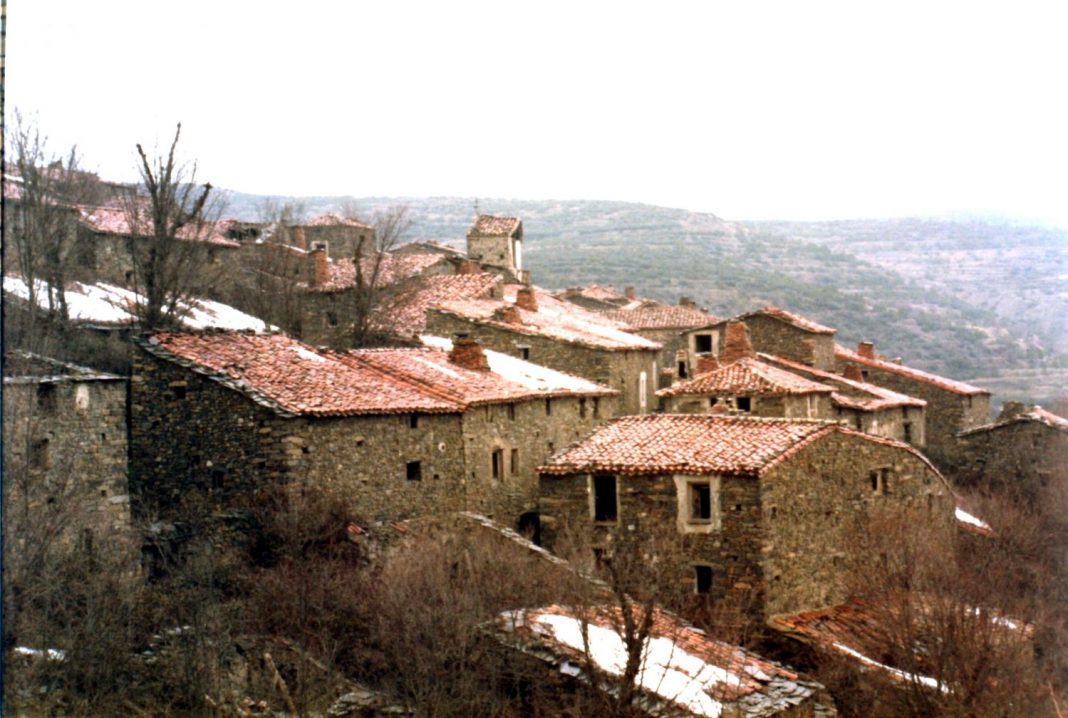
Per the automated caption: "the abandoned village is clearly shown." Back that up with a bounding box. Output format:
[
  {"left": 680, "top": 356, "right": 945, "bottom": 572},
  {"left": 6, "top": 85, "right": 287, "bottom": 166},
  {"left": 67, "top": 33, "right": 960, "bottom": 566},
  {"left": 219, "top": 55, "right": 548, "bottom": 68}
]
[{"left": 3, "top": 158, "right": 1067, "bottom": 718}]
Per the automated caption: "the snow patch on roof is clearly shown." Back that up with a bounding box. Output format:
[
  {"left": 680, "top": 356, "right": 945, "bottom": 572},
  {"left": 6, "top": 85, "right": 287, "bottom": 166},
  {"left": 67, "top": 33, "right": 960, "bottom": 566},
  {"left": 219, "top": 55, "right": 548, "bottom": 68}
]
[{"left": 832, "top": 642, "right": 947, "bottom": 692}]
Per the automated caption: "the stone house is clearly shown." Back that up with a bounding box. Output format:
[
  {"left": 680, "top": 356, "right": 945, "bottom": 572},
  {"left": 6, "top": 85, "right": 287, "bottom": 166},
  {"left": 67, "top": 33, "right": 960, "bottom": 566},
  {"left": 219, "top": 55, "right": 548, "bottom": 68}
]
[
  {"left": 425, "top": 284, "right": 662, "bottom": 415},
  {"left": 554, "top": 284, "right": 634, "bottom": 311},
  {"left": 600, "top": 298, "right": 719, "bottom": 390},
  {"left": 3, "top": 352, "right": 136, "bottom": 568},
  {"left": 538, "top": 414, "right": 953, "bottom": 622},
  {"left": 465, "top": 214, "right": 529, "bottom": 284},
  {"left": 131, "top": 331, "right": 617, "bottom": 529},
  {"left": 683, "top": 307, "right": 838, "bottom": 375},
  {"left": 953, "top": 403, "right": 1068, "bottom": 503},
  {"left": 835, "top": 341, "right": 991, "bottom": 467}
]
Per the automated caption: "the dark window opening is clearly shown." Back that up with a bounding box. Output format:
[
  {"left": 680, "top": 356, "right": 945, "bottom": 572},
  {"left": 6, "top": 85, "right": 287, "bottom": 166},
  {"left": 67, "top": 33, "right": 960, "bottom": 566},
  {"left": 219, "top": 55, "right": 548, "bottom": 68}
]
[
  {"left": 36, "top": 384, "right": 57, "bottom": 413},
  {"left": 327, "top": 312, "right": 339, "bottom": 327},
  {"left": 593, "top": 547, "right": 611, "bottom": 570},
  {"left": 409, "top": 414, "right": 419, "bottom": 429},
  {"left": 547, "top": 440, "right": 555, "bottom": 453},
  {"left": 593, "top": 398, "right": 600, "bottom": 418},
  {"left": 579, "top": 398, "right": 587, "bottom": 418},
  {"left": 173, "top": 385, "right": 187, "bottom": 400},
  {"left": 492, "top": 449, "right": 503, "bottom": 480},
  {"left": 690, "top": 483, "right": 712, "bottom": 521},
  {"left": 861, "top": 369, "right": 870, "bottom": 381},
  {"left": 903, "top": 422, "right": 913, "bottom": 443},
  {"left": 82, "top": 529, "right": 94, "bottom": 556},
  {"left": 406, "top": 461, "right": 422, "bottom": 481},
  {"left": 507, "top": 403, "right": 516, "bottom": 420},
  {"left": 519, "top": 346, "right": 530, "bottom": 360},
  {"left": 736, "top": 396, "right": 752, "bottom": 412},
  {"left": 510, "top": 448, "right": 519, "bottom": 474},
  {"left": 709, "top": 397, "right": 718, "bottom": 408},
  {"left": 545, "top": 398, "right": 552, "bottom": 416},
  {"left": 695, "top": 565, "right": 713, "bottom": 594},
  {"left": 695, "top": 334, "right": 713, "bottom": 353},
  {"left": 593, "top": 474, "right": 618, "bottom": 522},
  {"left": 678, "top": 361, "right": 688, "bottom": 378},
  {"left": 211, "top": 468, "right": 226, "bottom": 490},
  {"left": 870, "top": 468, "right": 890, "bottom": 495},
  {"left": 518, "top": 512, "right": 541, "bottom": 545}
]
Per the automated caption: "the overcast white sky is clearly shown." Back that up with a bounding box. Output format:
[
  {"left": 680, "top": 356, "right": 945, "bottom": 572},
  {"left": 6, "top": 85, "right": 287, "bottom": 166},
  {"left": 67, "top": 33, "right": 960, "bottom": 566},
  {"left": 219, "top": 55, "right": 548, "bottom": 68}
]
[{"left": 7, "top": 1, "right": 1068, "bottom": 224}]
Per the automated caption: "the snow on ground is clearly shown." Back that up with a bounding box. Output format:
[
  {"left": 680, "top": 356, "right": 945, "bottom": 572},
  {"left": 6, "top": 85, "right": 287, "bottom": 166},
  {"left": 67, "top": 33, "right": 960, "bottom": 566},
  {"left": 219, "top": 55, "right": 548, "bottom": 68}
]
[
  {"left": 955, "top": 507, "right": 992, "bottom": 533},
  {"left": 4, "top": 276, "right": 271, "bottom": 332},
  {"left": 421, "top": 335, "right": 608, "bottom": 392},
  {"left": 532, "top": 613, "right": 730, "bottom": 718}
]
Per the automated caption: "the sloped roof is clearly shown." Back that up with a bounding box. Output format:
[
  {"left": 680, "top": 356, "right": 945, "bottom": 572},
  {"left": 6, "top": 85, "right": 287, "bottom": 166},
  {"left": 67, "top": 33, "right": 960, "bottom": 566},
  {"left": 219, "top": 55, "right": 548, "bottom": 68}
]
[
  {"left": 469, "top": 214, "right": 521, "bottom": 237},
  {"left": 306, "top": 253, "right": 447, "bottom": 293},
  {"left": 958, "top": 406, "right": 1068, "bottom": 436},
  {"left": 303, "top": 213, "right": 374, "bottom": 230},
  {"left": 759, "top": 353, "right": 926, "bottom": 411},
  {"left": 77, "top": 205, "right": 241, "bottom": 247},
  {"left": 140, "top": 331, "right": 614, "bottom": 418},
  {"left": 835, "top": 345, "right": 990, "bottom": 396},
  {"left": 602, "top": 303, "right": 719, "bottom": 330},
  {"left": 694, "top": 306, "right": 836, "bottom": 336},
  {"left": 658, "top": 357, "right": 834, "bottom": 398},
  {"left": 493, "top": 605, "right": 822, "bottom": 717},
  {"left": 372, "top": 273, "right": 502, "bottom": 338},
  {"left": 540, "top": 414, "right": 846, "bottom": 477},
  {"left": 434, "top": 285, "right": 661, "bottom": 352}
]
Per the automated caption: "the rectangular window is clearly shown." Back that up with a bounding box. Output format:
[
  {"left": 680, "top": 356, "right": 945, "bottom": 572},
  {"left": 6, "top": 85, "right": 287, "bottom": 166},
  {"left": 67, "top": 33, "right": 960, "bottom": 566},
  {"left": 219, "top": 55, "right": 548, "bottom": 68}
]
[
  {"left": 409, "top": 414, "right": 419, "bottom": 429},
  {"left": 36, "top": 384, "right": 57, "bottom": 413},
  {"left": 211, "top": 468, "right": 226, "bottom": 490},
  {"left": 903, "top": 422, "right": 913, "bottom": 443},
  {"left": 694, "top": 565, "right": 713, "bottom": 594},
  {"left": 492, "top": 449, "right": 503, "bottom": 480},
  {"left": 519, "top": 346, "right": 530, "bottom": 361},
  {"left": 406, "top": 461, "right": 422, "bottom": 481},
  {"left": 689, "top": 482, "right": 712, "bottom": 522},
  {"left": 579, "top": 398, "right": 587, "bottom": 418},
  {"left": 545, "top": 398, "right": 552, "bottom": 416},
  {"left": 507, "top": 403, "right": 516, "bottom": 420},
  {"left": 736, "top": 396, "right": 752, "bottom": 412},
  {"left": 695, "top": 334, "right": 713, "bottom": 353},
  {"left": 593, "top": 397, "right": 600, "bottom": 419},
  {"left": 678, "top": 361, "right": 688, "bottom": 378},
  {"left": 870, "top": 468, "right": 890, "bottom": 495},
  {"left": 510, "top": 448, "right": 519, "bottom": 475},
  {"left": 592, "top": 475, "right": 618, "bottom": 522}
]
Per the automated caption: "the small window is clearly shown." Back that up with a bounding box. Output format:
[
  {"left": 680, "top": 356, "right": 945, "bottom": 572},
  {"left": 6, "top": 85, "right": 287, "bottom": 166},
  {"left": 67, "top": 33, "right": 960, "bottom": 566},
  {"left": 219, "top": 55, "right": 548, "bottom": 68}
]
[
  {"left": 870, "top": 468, "right": 890, "bottom": 495},
  {"left": 861, "top": 369, "right": 870, "bottom": 381},
  {"left": 492, "top": 449, "right": 504, "bottom": 480},
  {"left": 211, "top": 468, "right": 225, "bottom": 490},
  {"left": 173, "top": 385, "right": 187, "bottom": 400},
  {"left": 31, "top": 438, "right": 50, "bottom": 470},
  {"left": 507, "top": 403, "right": 516, "bottom": 421},
  {"left": 593, "top": 397, "right": 600, "bottom": 419},
  {"left": 36, "top": 384, "right": 57, "bottom": 413},
  {"left": 903, "top": 422, "right": 913, "bottom": 443},
  {"left": 694, "top": 565, "right": 713, "bottom": 594},
  {"left": 547, "top": 440, "right": 555, "bottom": 453},
  {"left": 327, "top": 311, "right": 339, "bottom": 327},
  {"left": 695, "top": 334, "right": 713, "bottom": 353},
  {"left": 510, "top": 448, "right": 519, "bottom": 475},
  {"left": 545, "top": 398, "right": 552, "bottom": 416},
  {"left": 736, "top": 396, "right": 752, "bottom": 412},
  {"left": 678, "top": 361, "right": 688, "bottom": 378},
  {"left": 709, "top": 397, "right": 718, "bottom": 408},
  {"left": 519, "top": 346, "right": 530, "bottom": 361},
  {"left": 592, "top": 474, "right": 618, "bottom": 522},
  {"left": 579, "top": 398, "right": 587, "bottom": 418},
  {"left": 406, "top": 461, "right": 422, "bottom": 481},
  {"left": 689, "top": 482, "right": 712, "bottom": 522},
  {"left": 409, "top": 414, "right": 419, "bottom": 429}
]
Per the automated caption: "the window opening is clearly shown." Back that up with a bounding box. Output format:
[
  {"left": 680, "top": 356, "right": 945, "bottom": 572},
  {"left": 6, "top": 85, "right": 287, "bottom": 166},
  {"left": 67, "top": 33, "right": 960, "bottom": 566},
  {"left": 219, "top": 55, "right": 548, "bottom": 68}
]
[
  {"left": 510, "top": 448, "right": 519, "bottom": 474},
  {"left": 695, "top": 565, "right": 713, "bottom": 594},
  {"left": 690, "top": 482, "right": 712, "bottom": 522},
  {"left": 406, "top": 461, "right": 422, "bottom": 481},
  {"left": 592, "top": 475, "right": 618, "bottom": 522},
  {"left": 492, "top": 449, "right": 503, "bottom": 480},
  {"left": 695, "top": 334, "right": 713, "bottom": 353},
  {"left": 736, "top": 396, "right": 752, "bottom": 412}
]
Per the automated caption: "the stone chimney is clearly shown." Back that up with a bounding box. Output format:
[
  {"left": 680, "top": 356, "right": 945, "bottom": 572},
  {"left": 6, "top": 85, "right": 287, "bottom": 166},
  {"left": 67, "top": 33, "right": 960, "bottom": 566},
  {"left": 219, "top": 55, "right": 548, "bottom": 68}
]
[
  {"left": 494, "top": 305, "right": 522, "bottom": 325},
  {"left": 679, "top": 296, "right": 695, "bottom": 308},
  {"left": 458, "top": 259, "right": 481, "bottom": 275},
  {"left": 857, "top": 341, "right": 875, "bottom": 359},
  {"left": 515, "top": 287, "right": 538, "bottom": 312},
  {"left": 310, "top": 247, "right": 329, "bottom": 287},
  {"left": 695, "top": 355, "right": 720, "bottom": 375},
  {"left": 719, "top": 321, "right": 754, "bottom": 364},
  {"left": 449, "top": 338, "right": 490, "bottom": 371},
  {"left": 843, "top": 364, "right": 864, "bottom": 382},
  {"left": 292, "top": 226, "right": 307, "bottom": 250},
  {"left": 625, "top": 286, "right": 635, "bottom": 300}
]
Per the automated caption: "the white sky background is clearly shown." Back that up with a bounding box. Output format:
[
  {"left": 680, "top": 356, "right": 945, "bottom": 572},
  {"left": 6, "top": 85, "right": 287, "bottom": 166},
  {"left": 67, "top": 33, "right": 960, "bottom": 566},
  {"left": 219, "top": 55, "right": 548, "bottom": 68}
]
[{"left": 7, "top": 1, "right": 1068, "bottom": 224}]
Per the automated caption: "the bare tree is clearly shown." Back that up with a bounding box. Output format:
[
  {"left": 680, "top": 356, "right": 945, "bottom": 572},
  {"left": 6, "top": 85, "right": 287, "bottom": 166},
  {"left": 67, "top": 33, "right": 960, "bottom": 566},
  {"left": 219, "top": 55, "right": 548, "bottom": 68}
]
[
  {"left": 345, "top": 205, "right": 412, "bottom": 347},
  {"left": 124, "top": 123, "right": 223, "bottom": 330}
]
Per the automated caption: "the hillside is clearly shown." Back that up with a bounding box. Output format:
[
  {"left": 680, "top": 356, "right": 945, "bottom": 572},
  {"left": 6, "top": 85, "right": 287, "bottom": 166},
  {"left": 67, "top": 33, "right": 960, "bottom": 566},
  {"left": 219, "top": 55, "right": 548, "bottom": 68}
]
[{"left": 222, "top": 192, "right": 1068, "bottom": 403}]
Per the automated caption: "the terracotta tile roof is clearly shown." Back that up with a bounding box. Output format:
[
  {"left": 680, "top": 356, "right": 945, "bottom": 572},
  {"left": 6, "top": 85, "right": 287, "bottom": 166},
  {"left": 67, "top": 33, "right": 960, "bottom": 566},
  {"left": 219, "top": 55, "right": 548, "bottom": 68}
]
[
  {"left": 469, "top": 214, "right": 520, "bottom": 237},
  {"left": 140, "top": 331, "right": 613, "bottom": 418},
  {"left": 754, "top": 306, "right": 836, "bottom": 334},
  {"left": 434, "top": 285, "right": 661, "bottom": 352},
  {"left": 958, "top": 405, "right": 1068, "bottom": 436},
  {"left": 658, "top": 357, "right": 834, "bottom": 398},
  {"left": 77, "top": 205, "right": 241, "bottom": 247},
  {"left": 540, "top": 414, "right": 841, "bottom": 477},
  {"left": 306, "top": 253, "right": 447, "bottom": 293},
  {"left": 569, "top": 285, "right": 627, "bottom": 302},
  {"left": 759, "top": 353, "right": 926, "bottom": 411},
  {"left": 372, "top": 273, "right": 502, "bottom": 338},
  {"left": 603, "top": 303, "right": 719, "bottom": 330},
  {"left": 493, "top": 604, "right": 821, "bottom": 716},
  {"left": 303, "top": 213, "right": 374, "bottom": 230},
  {"left": 141, "top": 333, "right": 458, "bottom": 417},
  {"left": 835, "top": 345, "right": 990, "bottom": 396}
]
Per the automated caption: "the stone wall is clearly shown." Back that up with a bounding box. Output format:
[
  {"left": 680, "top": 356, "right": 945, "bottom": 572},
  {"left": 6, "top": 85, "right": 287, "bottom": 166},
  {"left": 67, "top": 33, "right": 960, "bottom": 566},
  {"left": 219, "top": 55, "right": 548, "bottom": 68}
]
[
  {"left": 426, "top": 309, "right": 656, "bottom": 415},
  {"left": 462, "top": 394, "right": 617, "bottom": 526},
  {"left": 761, "top": 431, "right": 953, "bottom": 617},
  {"left": 466, "top": 235, "right": 516, "bottom": 272},
  {"left": 835, "top": 404, "right": 926, "bottom": 448},
  {"left": 953, "top": 422, "right": 1068, "bottom": 503},
  {"left": 3, "top": 376, "right": 136, "bottom": 566}
]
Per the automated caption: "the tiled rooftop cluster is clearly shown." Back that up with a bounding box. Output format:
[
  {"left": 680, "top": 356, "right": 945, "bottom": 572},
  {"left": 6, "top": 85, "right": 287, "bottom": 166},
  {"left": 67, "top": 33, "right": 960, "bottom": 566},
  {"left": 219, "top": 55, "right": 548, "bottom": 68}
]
[
  {"left": 141, "top": 331, "right": 613, "bottom": 419},
  {"left": 305, "top": 253, "right": 448, "bottom": 293},
  {"left": 540, "top": 414, "right": 846, "bottom": 477},
  {"left": 435, "top": 285, "right": 661, "bottom": 352},
  {"left": 77, "top": 205, "right": 242, "bottom": 247},
  {"left": 658, "top": 357, "right": 834, "bottom": 398},
  {"left": 372, "top": 273, "right": 502, "bottom": 339},
  {"left": 602, "top": 303, "right": 719, "bottom": 330},
  {"left": 835, "top": 344, "right": 989, "bottom": 396},
  {"left": 759, "top": 353, "right": 926, "bottom": 411},
  {"left": 469, "top": 214, "right": 521, "bottom": 236}
]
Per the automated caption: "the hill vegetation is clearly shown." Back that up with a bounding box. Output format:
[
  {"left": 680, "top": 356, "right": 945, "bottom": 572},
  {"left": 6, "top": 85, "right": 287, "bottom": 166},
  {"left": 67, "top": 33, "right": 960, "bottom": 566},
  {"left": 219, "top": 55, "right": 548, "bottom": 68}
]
[{"left": 223, "top": 192, "right": 1068, "bottom": 403}]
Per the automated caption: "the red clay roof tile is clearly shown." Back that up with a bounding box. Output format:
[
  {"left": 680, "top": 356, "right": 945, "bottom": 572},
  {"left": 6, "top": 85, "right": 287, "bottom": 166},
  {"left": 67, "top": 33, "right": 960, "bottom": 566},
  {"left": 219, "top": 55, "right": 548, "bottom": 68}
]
[
  {"left": 658, "top": 357, "right": 834, "bottom": 398},
  {"left": 469, "top": 214, "right": 521, "bottom": 236},
  {"left": 759, "top": 353, "right": 926, "bottom": 411},
  {"left": 602, "top": 303, "right": 719, "bottom": 330},
  {"left": 835, "top": 344, "right": 990, "bottom": 396}
]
